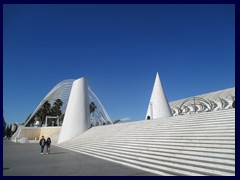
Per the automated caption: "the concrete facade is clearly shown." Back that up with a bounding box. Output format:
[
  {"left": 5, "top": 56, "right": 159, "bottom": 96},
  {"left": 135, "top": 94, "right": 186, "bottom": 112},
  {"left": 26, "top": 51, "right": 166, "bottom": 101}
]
[
  {"left": 146, "top": 72, "right": 172, "bottom": 119},
  {"left": 58, "top": 77, "right": 90, "bottom": 144}
]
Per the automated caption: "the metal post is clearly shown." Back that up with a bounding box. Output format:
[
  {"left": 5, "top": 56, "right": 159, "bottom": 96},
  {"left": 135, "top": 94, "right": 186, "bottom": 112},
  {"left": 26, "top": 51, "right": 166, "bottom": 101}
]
[{"left": 193, "top": 97, "right": 196, "bottom": 113}]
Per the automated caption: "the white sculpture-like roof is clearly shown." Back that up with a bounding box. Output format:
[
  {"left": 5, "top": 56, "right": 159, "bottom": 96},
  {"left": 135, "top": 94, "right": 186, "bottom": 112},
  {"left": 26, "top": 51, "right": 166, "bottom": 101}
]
[
  {"left": 24, "top": 78, "right": 112, "bottom": 127},
  {"left": 169, "top": 87, "right": 235, "bottom": 116},
  {"left": 146, "top": 72, "right": 172, "bottom": 119},
  {"left": 25, "top": 79, "right": 75, "bottom": 126}
]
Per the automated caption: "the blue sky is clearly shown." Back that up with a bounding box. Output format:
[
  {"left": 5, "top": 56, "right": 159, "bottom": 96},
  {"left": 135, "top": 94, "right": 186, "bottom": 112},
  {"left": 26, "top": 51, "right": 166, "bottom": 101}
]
[{"left": 3, "top": 4, "right": 235, "bottom": 125}]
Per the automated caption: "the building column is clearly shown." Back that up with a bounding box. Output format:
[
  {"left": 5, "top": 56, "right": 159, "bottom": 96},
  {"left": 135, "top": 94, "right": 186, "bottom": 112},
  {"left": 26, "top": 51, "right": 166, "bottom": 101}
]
[{"left": 58, "top": 77, "right": 90, "bottom": 144}]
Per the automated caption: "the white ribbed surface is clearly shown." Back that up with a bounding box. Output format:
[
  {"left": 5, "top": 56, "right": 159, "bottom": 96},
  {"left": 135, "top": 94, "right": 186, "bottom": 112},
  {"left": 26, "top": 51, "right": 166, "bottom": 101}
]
[{"left": 57, "top": 109, "right": 235, "bottom": 176}]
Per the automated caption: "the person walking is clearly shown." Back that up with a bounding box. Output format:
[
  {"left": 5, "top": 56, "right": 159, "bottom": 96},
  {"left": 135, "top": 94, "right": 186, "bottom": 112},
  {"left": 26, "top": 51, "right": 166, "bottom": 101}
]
[
  {"left": 39, "top": 136, "right": 46, "bottom": 155},
  {"left": 46, "top": 137, "right": 51, "bottom": 155}
]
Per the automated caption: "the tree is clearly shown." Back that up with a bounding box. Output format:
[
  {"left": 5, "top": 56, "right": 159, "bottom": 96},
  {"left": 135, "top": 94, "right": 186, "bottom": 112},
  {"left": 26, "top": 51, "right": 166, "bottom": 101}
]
[
  {"left": 89, "top": 102, "right": 97, "bottom": 114},
  {"left": 59, "top": 113, "right": 65, "bottom": 126},
  {"left": 3, "top": 116, "right": 6, "bottom": 137},
  {"left": 51, "top": 99, "right": 63, "bottom": 116},
  {"left": 35, "top": 101, "right": 51, "bottom": 124},
  {"left": 30, "top": 99, "right": 63, "bottom": 127},
  {"left": 6, "top": 125, "right": 11, "bottom": 139}
]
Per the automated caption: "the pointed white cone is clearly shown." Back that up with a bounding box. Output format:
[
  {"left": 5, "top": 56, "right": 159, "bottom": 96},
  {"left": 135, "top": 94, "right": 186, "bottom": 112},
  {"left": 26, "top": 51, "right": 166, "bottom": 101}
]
[
  {"left": 146, "top": 72, "right": 172, "bottom": 119},
  {"left": 58, "top": 77, "right": 90, "bottom": 144}
]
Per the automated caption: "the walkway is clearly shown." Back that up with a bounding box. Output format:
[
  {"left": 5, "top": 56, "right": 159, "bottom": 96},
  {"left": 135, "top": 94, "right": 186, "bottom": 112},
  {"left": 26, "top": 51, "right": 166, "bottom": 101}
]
[{"left": 3, "top": 141, "right": 155, "bottom": 176}]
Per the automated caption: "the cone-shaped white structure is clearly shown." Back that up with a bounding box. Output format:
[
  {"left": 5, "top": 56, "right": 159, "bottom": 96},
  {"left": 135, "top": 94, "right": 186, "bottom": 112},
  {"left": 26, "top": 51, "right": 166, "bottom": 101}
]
[
  {"left": 58, "top": 77, "right": 90, "bottom": 144},
  {"left": 146, "top": 72, "right": 172, "bottom": 119}
]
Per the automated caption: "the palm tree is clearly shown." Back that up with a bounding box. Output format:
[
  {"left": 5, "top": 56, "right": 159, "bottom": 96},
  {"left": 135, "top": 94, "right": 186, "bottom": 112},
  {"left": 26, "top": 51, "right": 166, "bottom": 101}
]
[
  {"left": 35, "top": 101, "right": 51, "bottom": 125},
  {"left": 51, "top": 99, "right": 63, "bottom": 116},
  {"left": 89, "top": 102, "right": 97, "bottom": 114}
]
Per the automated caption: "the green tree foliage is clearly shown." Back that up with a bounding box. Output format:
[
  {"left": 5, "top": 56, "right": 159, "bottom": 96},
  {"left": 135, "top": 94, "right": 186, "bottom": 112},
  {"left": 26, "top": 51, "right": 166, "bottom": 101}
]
[
  {"left": 59, "top": 113, "right": 65, "bottom": 122},
  {"left": 6, "top": 125, "right": 11, "bottom": 138},
  {"left": 35, "top": 101, "right": 51, "bottom": 123},
  {"left": 28, "top": 99, "right": 64, "bottom": 127},
  {"left": 3, "top": 116, "right": 7, "bottom": 137},
  {"left": 89, "top": 102, "right": 97, "bottom": 114},
  {"left": 51, "top": 99, "right": 63, "bottom": 116}
]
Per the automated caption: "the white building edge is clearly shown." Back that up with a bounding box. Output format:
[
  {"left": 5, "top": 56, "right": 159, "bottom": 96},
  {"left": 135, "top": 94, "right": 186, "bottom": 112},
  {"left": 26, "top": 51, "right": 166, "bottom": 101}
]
[
  {"left": 58, "top": 77, "right": 90, "bottom": 143},
  {"left": 11, "top": 75, "right": 235, "bottom": 144},
  {"left": 8, "top": 74, "right": 235, "bottom": 176},
  {"left": 145, "top": 72, "right": 235, "bottom": 118},
  {"left": 169, "top": 87, "right": 235, "bottom": 116},
  {"left": 146, "top": 72, "right": 172, "bottom": 119},
  {"left": 11, "top": 77, "right": 113, "bottom": 143}
]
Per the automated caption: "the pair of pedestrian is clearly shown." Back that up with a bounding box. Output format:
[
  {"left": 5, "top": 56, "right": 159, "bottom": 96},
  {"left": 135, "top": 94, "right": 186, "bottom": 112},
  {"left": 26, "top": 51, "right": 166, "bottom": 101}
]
[{"left": 39, "top": 136, "right": 51, "bottom": 155}]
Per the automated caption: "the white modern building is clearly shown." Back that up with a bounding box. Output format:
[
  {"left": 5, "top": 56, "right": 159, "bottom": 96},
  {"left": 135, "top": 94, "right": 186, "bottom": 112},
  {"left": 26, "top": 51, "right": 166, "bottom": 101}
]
[
  {"left": 146, "top": 72, "right": 172, "bottom": 119},
  {"left": 12, "top": 75, "right": 235, "bottom": 144},
  {"left": 170, "top": 87, "right": 235, "bottom": 116},
  {"left": 10, "top": 74, "right": 235, "bottom": 175},
  {"left": 12, "top": 77, "right": 112, "bottom": 143}
]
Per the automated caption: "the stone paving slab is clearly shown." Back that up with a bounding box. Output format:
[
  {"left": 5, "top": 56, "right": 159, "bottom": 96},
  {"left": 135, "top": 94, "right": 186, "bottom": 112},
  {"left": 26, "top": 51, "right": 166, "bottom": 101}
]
[{"left": 3, "top": 140, "right": 156, "bottom": 176}]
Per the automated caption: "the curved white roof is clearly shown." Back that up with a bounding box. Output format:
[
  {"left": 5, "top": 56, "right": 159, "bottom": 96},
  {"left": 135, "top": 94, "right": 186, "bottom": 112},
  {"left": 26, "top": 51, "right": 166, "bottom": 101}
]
[
  {"left": 24, "top": 78, "right": 112, "bottom": 127},
  {"left": 169, "top": 87, "right": 235, "bottom": 116},
  {"left": 25, "top": 79, "right": 74, "bottom": 125}
]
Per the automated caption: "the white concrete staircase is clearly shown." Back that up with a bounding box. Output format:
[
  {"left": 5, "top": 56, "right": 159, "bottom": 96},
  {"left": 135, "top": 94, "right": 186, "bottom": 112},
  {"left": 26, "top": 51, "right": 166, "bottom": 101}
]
[{"left": 57, "top": 109, "right": 235, "bottom": 176}]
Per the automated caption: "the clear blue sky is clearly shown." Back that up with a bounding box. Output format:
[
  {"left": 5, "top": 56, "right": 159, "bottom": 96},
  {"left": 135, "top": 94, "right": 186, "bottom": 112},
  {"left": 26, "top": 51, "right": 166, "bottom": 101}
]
[{"left": 3, "top": 4, "right": 235, "bottom": 125}]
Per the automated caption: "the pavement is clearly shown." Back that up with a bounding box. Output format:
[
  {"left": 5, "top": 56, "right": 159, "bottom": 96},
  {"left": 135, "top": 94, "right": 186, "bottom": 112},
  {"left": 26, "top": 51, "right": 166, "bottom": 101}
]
[{"left": 3, "top": 140, "right": 156, "bottom": 176}]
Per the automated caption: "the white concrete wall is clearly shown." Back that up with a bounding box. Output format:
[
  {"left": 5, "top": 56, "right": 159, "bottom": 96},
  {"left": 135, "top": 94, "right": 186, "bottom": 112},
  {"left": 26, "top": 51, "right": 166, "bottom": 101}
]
[
  {"left": 146, "top": 72, "right": 172, "bottom": 119},
  {"left": 13, "top": 127, "right": 61, "bottom": 141},
  {"left": 58, "top": 77, "right": 90, "bottom": 144}
]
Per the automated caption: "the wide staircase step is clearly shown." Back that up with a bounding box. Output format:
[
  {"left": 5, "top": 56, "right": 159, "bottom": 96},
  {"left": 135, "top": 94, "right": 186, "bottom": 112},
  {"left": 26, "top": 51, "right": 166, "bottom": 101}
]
[{"left": 57, "top": 109, "right": 235, "bottom": 176}]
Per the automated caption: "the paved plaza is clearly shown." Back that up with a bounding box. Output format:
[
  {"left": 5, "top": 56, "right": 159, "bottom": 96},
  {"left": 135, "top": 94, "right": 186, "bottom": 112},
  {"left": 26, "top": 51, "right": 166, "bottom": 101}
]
[{"left": 3, "top": 140, "right": 155, "bottom": 176}]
